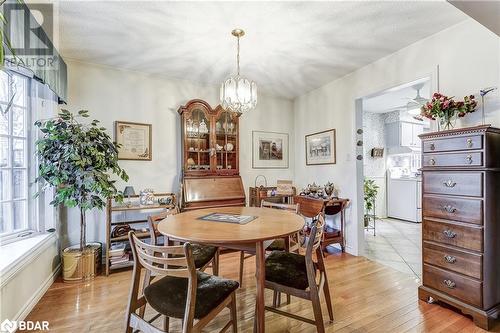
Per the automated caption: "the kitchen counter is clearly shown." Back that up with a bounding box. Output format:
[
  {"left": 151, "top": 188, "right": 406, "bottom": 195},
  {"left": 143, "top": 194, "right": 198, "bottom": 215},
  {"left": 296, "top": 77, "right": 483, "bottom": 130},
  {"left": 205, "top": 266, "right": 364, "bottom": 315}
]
[{"left": 390, "top": 177, "right": 421, "bottom": 182}]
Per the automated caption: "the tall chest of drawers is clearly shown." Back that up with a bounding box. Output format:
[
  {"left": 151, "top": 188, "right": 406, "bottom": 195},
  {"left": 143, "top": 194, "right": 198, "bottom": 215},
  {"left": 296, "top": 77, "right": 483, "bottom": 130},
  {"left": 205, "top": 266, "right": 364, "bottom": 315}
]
[{"left": 418, "top": 125, "right": 500, "bottom": 330}]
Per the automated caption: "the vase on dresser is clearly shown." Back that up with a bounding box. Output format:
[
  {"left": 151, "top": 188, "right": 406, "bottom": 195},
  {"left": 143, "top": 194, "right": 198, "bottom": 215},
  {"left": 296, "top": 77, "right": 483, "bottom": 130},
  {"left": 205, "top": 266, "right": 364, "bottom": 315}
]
[
  {"left": 437, "top": 112, "right": 457, "bottom": 131},
  {"left": 418, "top": 125, "right": 500, "bottom": 330}
]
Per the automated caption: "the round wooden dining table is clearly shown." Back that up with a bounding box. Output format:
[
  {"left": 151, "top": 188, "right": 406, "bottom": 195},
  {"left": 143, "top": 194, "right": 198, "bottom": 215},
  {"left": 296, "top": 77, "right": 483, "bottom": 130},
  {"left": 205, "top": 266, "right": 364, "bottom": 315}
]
[{"left": 157, "top": 206, "right": 305, "bottom": 333}]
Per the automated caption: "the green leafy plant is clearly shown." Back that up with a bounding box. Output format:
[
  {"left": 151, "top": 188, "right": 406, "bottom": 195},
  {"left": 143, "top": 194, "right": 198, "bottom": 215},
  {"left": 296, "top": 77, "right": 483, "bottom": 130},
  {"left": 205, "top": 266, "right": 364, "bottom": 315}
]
[
  {"left": 35, "top": 109, "right": 129, "bottom": 251},
  {"left": 364, "top": 179, "right": 379, "bottom": 214},
  {"left": 419, "top": 93, "right": 477, "bottom": 130}
]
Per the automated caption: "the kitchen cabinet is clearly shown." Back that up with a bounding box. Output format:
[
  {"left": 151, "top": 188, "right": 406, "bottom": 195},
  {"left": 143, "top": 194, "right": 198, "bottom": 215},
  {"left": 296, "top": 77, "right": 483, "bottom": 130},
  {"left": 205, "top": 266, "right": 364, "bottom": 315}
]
[{"left": 386, "top": 121, "right": 423, "bottom": 149}]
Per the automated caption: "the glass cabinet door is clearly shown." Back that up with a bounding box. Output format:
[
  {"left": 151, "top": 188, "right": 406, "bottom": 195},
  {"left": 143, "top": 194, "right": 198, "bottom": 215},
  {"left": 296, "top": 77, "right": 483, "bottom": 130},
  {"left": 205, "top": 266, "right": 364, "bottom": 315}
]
[
  {"left": 214, "top": 110, "right": 238, "bottom": 172},
  {"left": 185, "top": 108, "right": 211, "bottom": 172}
]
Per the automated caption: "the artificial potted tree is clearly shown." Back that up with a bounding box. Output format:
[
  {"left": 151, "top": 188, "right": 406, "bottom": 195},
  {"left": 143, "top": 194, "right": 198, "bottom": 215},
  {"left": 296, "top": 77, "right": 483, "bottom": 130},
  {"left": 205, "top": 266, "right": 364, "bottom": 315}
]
[{"left": 35, "top": 109, "right": 128, "bottom": 281}]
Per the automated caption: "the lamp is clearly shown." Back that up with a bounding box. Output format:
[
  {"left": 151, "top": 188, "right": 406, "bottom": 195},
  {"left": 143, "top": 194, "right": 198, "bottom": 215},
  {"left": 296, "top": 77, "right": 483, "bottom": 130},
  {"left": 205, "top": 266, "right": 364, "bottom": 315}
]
[
  {"left": 123, "top": 186, "right": 135, "bottom": 207},
  {"left": 220, "top": 29, "right": 257, "bottom": 116}
]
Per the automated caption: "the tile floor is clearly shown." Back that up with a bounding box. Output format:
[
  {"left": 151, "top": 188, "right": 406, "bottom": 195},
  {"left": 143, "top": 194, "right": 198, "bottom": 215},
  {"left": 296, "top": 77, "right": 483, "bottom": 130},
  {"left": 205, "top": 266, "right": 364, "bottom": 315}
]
[{"left": 364, "top": 218, "right": 422, "bottom": 280}]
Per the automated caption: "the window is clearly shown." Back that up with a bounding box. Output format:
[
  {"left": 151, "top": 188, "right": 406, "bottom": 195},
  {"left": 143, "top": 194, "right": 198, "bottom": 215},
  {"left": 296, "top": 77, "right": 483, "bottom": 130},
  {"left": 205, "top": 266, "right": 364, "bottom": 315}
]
[{"left": 0, "top": 70, "right": 31, "bottom": 238}]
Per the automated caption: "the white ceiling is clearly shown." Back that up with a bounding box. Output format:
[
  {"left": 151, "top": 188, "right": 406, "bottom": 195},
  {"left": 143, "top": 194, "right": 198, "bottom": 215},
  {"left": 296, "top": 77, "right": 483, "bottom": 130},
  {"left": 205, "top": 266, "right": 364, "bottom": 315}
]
[
  {"left": 363, "top": 78, "right": 430, "bottom": 113},
  {"left": 56, "top": 1, "right": 467, "bottom": 99}
]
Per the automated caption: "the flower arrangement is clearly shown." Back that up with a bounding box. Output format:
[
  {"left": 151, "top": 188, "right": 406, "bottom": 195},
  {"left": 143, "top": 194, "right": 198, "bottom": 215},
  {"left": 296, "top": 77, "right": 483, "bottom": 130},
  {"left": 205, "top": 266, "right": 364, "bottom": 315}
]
[{"left": 420, "top": 93, "right": 478, "bottom": 130}]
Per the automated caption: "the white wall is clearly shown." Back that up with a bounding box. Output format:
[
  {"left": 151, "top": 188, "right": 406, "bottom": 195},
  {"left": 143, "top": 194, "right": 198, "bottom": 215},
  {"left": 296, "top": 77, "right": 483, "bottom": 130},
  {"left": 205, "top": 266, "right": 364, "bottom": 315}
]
[
  {"left": 64, "top": 60, "right": 294, "bottom": 248},
  {"left": 363, "top": 112, "right": 387, "bottom": 218},
  {"left": 293, "top": 19, "right": 500, "bottom": 255}
]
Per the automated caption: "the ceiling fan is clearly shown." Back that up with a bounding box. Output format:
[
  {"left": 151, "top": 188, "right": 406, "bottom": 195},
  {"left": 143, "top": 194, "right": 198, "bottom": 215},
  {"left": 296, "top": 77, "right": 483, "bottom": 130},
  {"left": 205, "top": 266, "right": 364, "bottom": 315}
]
[{"left": 406, "top": 82, "right": 428, "bottom": 114}]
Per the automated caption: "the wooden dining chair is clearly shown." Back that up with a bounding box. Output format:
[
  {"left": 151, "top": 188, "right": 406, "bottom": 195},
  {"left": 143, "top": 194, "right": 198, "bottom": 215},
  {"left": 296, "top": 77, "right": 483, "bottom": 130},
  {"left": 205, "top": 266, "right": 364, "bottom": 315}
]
[
  {"left": 294, "top": 196, "right": 325, "bottom": 219},
  {"left": 126, "top": 231, "right": 239, "bottom": 333},
  {"left": 238, "top": 201, "right": 300, "bottom": 286},
  {"left": 148, "top": 208, "right": 219, "bottom": 275},
  {"left": 264, "top": 214, "right": 334, "bottom": 333}
]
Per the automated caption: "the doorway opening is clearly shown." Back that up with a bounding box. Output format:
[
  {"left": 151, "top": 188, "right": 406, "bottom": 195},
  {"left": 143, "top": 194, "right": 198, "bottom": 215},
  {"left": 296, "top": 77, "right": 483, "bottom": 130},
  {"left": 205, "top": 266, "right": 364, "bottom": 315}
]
[{"left": 356, "top": 76, "right": 436, "bottom": 279}]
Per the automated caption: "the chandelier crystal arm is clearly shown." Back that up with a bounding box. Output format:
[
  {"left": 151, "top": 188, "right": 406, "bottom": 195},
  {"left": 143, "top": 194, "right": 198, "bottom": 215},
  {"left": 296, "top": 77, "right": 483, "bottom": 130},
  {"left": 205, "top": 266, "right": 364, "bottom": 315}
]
[{"left": 236, "top": 35, "right": 240, "bottom": 75}]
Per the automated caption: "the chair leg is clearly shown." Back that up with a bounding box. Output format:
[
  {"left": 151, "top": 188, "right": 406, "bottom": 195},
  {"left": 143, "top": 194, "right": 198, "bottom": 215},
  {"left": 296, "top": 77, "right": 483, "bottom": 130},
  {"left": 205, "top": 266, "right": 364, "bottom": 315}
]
[
  {"left": 272, "top": 291, "right": 278, "bottom": 308},
  {"left": 230, "top": 292, "right": 238, "bottom": 333},
  {"left": 310, "top": 285, "right": 325, "bottom": 333},
  {"left": 125, "top": 313, "right": 133, "bottom": 333},
  {"left": 276, "top": 292, "right": 281, "bottom": 307},
  {"left": 212, "top": 249, "right": 220, "bottom": 276},
  {"left": 138, "top": 271, "right": 153, "bottom": 319},
  {"left": 286, "top": 293, "right": 291, "bottom": 305},
  {"left": 239, "top": 251, "right": 245, "bottom": 286},
  {"left": 323, "top": 276, "right": 334, "bottom": 322},
  {"left": 163, "top": 315, "right": 169, "bottom": 332}
]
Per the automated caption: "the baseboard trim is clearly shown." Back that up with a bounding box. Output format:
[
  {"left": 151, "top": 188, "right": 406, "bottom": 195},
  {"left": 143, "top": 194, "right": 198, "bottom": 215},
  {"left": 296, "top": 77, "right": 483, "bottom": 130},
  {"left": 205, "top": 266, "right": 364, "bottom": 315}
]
[{"left": 12, "top": 263, "right": 61, "bottom": 323}]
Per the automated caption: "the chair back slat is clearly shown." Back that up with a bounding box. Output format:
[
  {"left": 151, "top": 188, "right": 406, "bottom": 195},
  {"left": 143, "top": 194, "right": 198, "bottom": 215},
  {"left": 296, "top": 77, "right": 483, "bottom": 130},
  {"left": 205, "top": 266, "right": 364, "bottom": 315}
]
[
  {"left": 306, "top": 214, "right": 325, "bottom": 254},
  {"left": 261, "top": 200, "right": 299, "bottom": 213},
  {"left": 294, "top": 196, "right": 324, "bottom": 218},
  {"left": 138, "top": 250, "right": 191, "bottom": 266},
  {"left": 129, "top": 231, "right": 194, "bottom": 280},
  {"left": 148, "top": 207, "right": 180, "bottom": 245}
]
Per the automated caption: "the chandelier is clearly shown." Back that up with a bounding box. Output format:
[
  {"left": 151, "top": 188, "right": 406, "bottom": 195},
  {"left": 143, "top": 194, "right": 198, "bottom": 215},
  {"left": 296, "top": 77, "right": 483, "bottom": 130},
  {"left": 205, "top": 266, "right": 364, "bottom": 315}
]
[{"left": 220, "top": 29, "right": 257, "bottom": 115}]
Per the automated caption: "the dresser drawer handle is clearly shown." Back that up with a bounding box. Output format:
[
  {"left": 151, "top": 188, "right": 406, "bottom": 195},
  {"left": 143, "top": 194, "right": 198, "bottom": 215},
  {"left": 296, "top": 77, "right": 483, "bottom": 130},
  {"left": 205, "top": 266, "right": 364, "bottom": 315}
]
[
  {"left": 442, "top": 205, "right": 457, "bottom": 213},
  {"left": 429, "top": 158, "right": 436, "bottom": 165},
  {"left": 430, "top": 143, "right": 436, "bottom": 151},
  {"left": 443, "top": 279, "right": 456, "bottom": 289},
  {"left": 444, "top": 255, "right": 457, "bottom": 263},
  {"left": 443, "top": 180, "right": 457, "bottom": 187},
  {"left": 466, "top": 155, "right": 473, "bottom": 164},
  {"left": 443, "top": 229, "right": 457, "bottom": 238},
  {"left": 466, "top": 138, "right": 473, "bottom": 148}
]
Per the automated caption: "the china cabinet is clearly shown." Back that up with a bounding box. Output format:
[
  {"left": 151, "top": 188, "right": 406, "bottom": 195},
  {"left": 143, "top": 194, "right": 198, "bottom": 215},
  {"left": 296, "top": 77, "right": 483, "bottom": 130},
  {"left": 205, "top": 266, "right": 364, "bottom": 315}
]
[
  {"left": 178, "top": 99, "right": 240, "bottom": 176},
  {"left": 178, "top": 99, "right": 245, "bottom": 210}
]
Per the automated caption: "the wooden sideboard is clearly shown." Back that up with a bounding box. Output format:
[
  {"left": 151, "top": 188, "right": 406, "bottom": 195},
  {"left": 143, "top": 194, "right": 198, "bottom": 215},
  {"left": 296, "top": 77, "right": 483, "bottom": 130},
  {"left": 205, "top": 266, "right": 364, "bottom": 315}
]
[
  {"left": 248, "top": 186, "right": 296, "bottom": 207},
  {"left": 418, "top": 125, "right": 500, "bottom": 329}
]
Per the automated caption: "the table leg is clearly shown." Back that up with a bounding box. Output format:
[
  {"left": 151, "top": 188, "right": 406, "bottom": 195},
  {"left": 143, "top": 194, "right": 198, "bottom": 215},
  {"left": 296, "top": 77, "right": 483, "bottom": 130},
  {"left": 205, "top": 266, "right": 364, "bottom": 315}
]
[{"left": 254, "top": 241, "right": 265, "bottom": 333}]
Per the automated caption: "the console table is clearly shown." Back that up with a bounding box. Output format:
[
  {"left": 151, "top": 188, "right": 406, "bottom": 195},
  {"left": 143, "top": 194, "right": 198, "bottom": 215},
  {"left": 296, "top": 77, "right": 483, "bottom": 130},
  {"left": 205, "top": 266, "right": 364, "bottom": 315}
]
[
  {"left": 294, "top": 196, "right": 350, "bottom": 252},
  {"left": 248, "top": 186, "right": 296, "bottom": 207}
]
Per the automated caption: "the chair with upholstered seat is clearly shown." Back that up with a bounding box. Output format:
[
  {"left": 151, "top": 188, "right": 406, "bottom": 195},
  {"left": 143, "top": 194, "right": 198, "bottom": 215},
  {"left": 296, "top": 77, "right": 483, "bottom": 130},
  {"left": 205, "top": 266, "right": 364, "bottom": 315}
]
[
  {"left": 148, "top": 208, "right": 219, "bottom": 275},
  {"left": 264, "top": 214, "right": 334, "bottom": 333},
  {"left": 238, "top": 201, "right": 300, "bottom": 286},
  {"left": 126, "top": 231, "right": 239, "bottom": 333}
]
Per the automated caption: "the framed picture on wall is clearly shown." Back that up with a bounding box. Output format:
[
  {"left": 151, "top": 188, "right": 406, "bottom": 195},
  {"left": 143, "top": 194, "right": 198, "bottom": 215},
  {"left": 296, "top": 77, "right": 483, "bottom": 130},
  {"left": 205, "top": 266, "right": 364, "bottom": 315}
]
[
  {"left": 305, "top": 129, "right": 336, "bottom": 165},
  {"left": 252, "top": 131, "right": 289, "bottom": 169},
  {"left": 115, "top": 121, "right": 152, "bottom": 160}
]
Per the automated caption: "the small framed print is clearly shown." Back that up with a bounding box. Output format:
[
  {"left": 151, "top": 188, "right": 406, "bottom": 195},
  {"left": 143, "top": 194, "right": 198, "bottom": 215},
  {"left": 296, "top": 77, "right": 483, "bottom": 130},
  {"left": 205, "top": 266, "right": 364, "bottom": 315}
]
[
  {"left": 115, "top": 121, "right": 152, "bottom": 160},
  {"left": 305, "top": 129, "right": 336, "bottom": 165},
  {"left": 252, "top": 131, "right": 289, "bottom": 169}
]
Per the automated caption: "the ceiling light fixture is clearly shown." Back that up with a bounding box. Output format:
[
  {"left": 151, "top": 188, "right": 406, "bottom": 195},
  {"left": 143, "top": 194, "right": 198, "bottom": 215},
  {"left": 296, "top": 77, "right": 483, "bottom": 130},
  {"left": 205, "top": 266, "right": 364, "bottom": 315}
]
[{"left": 220, "top": 29, "right": 257, "bottom": 115}]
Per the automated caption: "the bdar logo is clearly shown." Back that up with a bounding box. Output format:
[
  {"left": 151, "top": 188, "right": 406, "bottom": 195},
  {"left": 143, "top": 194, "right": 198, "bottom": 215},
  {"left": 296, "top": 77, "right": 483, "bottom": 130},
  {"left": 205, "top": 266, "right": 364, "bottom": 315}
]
[{"left": 0, "top": 319, "right": 16, "bottom": 333}]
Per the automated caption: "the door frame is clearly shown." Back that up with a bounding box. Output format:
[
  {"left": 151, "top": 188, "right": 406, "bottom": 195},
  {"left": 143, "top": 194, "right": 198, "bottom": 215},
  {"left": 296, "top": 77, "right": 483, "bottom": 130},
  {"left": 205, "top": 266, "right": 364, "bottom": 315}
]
[{"left": 353, "top": 66, "right": 440, "bottom": 256}]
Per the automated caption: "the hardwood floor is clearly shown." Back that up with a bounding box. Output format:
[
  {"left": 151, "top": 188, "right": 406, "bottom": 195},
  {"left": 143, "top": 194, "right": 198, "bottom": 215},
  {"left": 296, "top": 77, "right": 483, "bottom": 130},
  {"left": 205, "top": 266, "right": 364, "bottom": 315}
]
[{"left": 23, "top": 251, "right": 499, "bottom": 332}]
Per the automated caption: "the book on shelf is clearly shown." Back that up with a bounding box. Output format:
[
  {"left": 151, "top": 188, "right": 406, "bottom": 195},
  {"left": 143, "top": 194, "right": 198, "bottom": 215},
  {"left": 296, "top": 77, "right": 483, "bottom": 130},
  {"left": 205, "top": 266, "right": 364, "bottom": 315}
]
[
  {"left": 110, "top": 253, "right": 130, "bottom": 265},
  {"left": 109, "top": 243, "right": 126, "bottom": 257}
]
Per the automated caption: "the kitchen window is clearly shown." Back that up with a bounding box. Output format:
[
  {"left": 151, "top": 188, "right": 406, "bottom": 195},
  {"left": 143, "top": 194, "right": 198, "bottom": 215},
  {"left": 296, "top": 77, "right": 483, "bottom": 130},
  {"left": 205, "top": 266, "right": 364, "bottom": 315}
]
[{"left": 0, "top": 70, "right": 32, "bottom": 240}]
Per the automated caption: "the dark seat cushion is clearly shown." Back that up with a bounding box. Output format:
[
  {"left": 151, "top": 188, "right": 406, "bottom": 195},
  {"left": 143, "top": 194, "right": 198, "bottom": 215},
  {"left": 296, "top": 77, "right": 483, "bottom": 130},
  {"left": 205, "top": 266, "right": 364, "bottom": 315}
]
[
  {"left": 265, "top": 251, "right": 315, "bottom": 290},
  {"left": 191, "top": 244, "right": 217, "bottom": 268},
  {"left": 144, "top": 271, "right": 239, "bottom": 319},
  {"left": 266, "top": 239, "right": 286, "bottom": 251}
]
